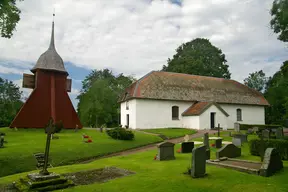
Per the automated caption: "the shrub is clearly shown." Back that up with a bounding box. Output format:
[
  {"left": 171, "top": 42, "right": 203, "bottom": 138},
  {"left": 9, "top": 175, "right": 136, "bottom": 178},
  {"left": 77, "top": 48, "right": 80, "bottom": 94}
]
[
  {"left": 54, "top": 121, "right": 64, "bottom": 133},
  {"left": 249, "top": 138, "right": 288, "bottom": 160},
  {"left": 106, "top": 128, "right": 134, "bottom": 140},
  {"left": 240, "top": 124, "right": 282, "bottom": 131}
]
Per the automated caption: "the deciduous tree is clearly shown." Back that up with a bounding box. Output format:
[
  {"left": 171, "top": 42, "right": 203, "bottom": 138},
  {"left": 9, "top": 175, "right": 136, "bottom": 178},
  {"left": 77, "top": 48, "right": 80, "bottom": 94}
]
[
  {"left": 162, "top": 38, "right": 231, "bottom": 79},
  {"left": 244, "top": 70, "right": 268, "bottom": 93}
]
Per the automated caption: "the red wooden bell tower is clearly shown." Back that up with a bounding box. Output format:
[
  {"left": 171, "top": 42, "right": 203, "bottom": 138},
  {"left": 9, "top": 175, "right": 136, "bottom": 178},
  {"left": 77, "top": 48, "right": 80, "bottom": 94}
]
[{"left": 10, "top": 20, "right": 82, "bottom": 129}]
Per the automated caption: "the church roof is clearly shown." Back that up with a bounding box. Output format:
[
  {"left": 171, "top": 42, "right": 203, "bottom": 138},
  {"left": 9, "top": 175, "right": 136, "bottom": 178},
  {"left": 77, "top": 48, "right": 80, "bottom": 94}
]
[
  {"left": 182, "top": 102, "right": 229, "bottom": 116},
  {"left": 119, "top": 71, "right": 269, "bottom": 106},
  {"left": 31, "top": 21, "right": 68, "bottom": 75}
]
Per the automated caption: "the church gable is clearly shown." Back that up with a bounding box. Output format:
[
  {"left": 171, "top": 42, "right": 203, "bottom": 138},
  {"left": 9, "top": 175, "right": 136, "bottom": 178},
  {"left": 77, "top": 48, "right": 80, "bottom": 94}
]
[{"left": 182, "top": 102, "right": 229, "bottom": 117}]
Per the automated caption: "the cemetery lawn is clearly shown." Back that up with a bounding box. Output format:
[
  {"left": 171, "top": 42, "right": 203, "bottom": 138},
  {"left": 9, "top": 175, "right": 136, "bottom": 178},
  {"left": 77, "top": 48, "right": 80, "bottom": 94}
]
[
  {"left": 0, "top": 128, "right": 162, "bottom": 178},
  {"left": 141, "top": 128, "right": 197, "bottom": 138},
  {"left": 1, "top": 132, "right": 287, "bottom": 192}
]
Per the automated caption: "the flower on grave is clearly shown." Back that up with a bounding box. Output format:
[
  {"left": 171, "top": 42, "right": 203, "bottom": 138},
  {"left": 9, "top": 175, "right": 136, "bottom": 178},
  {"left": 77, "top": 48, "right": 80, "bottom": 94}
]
[
  {"left": 211, "top": 143, "right": 215, "bottom": 147},
  {"left": 83, "top": 135, "right": 89, "bottom": 138},
  {"left": 176, "top": 147, "right": 182, "bottom": 153},
  {"left": 87, "top": 139, "right": 92, "bottom": 143},
  {"left": 154, "top": 154, "right": 157, "bottom": 160}
]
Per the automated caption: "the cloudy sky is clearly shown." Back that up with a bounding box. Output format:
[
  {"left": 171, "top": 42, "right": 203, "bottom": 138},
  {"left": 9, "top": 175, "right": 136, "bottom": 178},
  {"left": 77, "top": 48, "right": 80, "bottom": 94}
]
[{"left": 0, "top": 0, "right": 287, "bottom": 108}]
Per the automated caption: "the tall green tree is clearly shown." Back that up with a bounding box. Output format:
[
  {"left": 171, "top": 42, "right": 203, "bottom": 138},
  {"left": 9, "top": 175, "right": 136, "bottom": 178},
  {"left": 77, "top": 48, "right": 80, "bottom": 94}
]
[
  {"left": 162, "top": 38, "right": 231, "bottom": 79},
  {"left": 264, "top": 61, "right": 288, "bottom": 125},
  {"left": 270, "top": 0, "right": 288, "bottom": 42},
  {"left": 0, "top": 0, "right": 23, "bottom": 38},
  {"left": 244, "top": 70, "right": 268, "bottom": 93},
  {"left": 77, "top": 69, "right": 135, "bottom": 127},
  {"left": 0, "top": 77, "right": 23, "bottom": 127}
]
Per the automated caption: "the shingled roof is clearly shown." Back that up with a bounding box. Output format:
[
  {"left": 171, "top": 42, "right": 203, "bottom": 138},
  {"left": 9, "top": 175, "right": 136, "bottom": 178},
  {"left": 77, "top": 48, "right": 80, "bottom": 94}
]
[{"left": 119, "top": 71, "right": 269, "bottom": 106}]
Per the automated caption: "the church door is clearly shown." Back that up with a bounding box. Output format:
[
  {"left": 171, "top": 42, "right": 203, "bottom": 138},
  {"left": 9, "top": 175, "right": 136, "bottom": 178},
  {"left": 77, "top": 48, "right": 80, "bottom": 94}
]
[
  {"left": 126, "top": 114, "right": 129, "bottom": 128},
  {"left": 210, "top": 112, "right": 215, "bottom": 129}
]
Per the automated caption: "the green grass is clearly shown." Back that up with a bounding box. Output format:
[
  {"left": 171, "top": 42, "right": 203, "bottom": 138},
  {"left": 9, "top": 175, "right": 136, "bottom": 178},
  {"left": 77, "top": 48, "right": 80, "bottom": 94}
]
[
  {"left": 0, "top": 132, "right": 287, "bottom": 192},
  {"left": 0, "top": 127, "right": 162, "bottom": 178},
  {"left": 141, "top": 128, "right": 197, "bottom": 138}
]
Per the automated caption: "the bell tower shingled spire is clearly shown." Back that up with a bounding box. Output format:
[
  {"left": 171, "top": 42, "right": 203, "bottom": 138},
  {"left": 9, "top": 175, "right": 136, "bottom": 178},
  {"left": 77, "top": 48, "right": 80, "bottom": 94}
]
[{"left": 31, "top": 12, "right": 68, "bottom": 75}]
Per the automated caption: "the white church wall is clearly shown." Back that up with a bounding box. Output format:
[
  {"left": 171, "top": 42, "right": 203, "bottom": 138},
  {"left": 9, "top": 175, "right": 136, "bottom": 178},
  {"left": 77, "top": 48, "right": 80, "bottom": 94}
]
[
  {"left": 182, "top": 116, "right": 200, "bottom": 129},
  {"left": 219, "top": 104, "right": 265, "bottom": 128},
  {"left": 132, "top": 99, "right": 194, "bottom": 129},
  {"left": 199, "top": 105, "right": 228, "bottom": 130},
  {"left": 120, "top": 99, "right": 137, "bottom": 129}
]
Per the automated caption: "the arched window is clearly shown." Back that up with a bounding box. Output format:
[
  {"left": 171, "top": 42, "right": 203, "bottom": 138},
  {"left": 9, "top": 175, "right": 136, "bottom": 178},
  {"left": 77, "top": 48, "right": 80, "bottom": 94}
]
[
  {"left": 126, "top": 101, "right": 129, "bottom": 110},
  {"left": 172, "top": 106, "right": 179, "bottom": 120},
  {"left": 236, "top": 109, "right": 242, "bottom": 121}
]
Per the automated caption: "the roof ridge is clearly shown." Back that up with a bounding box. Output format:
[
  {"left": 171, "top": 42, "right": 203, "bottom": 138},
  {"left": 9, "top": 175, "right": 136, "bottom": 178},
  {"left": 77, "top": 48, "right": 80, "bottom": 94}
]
[{"left": 155, "top": 71, "right": 228, "bottom": 81}]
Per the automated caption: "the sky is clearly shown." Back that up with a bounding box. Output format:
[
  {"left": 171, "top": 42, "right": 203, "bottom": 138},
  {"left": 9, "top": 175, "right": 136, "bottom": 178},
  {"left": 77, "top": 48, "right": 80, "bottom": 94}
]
[{"left": 0, "top": 0, "right": 287, "bottom": 109}]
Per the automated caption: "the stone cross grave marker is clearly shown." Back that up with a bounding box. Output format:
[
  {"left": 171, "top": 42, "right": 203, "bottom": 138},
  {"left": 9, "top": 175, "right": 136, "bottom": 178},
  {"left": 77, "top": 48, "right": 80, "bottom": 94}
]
[
  {"left": 40, "top": 118, "right": 56, "bottom": 175},
  {"left": 234, "top": 122, "right": 240, "bottom": 132},
  {"left": 232, "top": 137, "right": 242, "bottom": 147},
  {"left": 184, "top": 134, "right": 190, "bottom": 142},
  {"left": 191, "top": 145, "right": 207, "bottom": 178},
  {"left": 156, "top": 142, "right": 175, "bottom": 161}
]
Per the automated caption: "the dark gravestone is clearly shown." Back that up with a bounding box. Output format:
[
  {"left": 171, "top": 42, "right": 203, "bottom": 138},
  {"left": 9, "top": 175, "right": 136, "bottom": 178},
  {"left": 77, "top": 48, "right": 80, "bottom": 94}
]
[
  {"left": 206, "top": 149, "right": 210, "bottom": 160},
  {"left": 215, "top": 139, "right": 222, "bottom": 148},
  {"left": 259, "top": 148, "right": 283, "bottom": 177},
  {"left": 232, "top": 137, "right": 242, "bottom": 147},
  {"left": 181, "top": 142, "right": 194, "bottom": 153},
  {"left": 276, "top": 128, "right": 284, "bottom": 139},
  {"left": 216, "top": 144, "right": 241, "bottom": 159},
  {"left": 262, "top": 129, "right": 270, "bottom": 139},
  {"left": 191, "top": 145, "right": 207, "bottom": 178},
  {"left": 203, "top": 133, "right": 209, "bottom": 147},
  {"left": 156, "top": 142, "right": 175, "bottom": 161},
  {"left": 0, "top": 135, "right": 4, "bottom": 148}
]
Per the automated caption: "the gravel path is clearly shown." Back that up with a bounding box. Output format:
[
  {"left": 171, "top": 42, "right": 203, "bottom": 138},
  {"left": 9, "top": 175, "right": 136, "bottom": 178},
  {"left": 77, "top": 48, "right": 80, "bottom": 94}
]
[{"left": 80, "top": 130, "right": 216, "bottom": 164}]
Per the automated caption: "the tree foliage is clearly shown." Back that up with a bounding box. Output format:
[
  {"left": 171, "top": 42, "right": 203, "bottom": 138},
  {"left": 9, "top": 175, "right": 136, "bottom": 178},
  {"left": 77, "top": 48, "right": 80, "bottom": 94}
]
[
  {"left": 0, "top": 0, "right": 23, "bottom": 38},
  {"left": 162, "top": 38, "right": 231, "bottom": 79},
  {"left": 77, "top": 69, "right": 135, "bottom": 127},
  {"left": 244, "top": 70, "right": 268, "bottom": 92},
  {"left": 0, "top": 77, "right": 23, "bottom": 127},
  {"left": 264, "top": 61, "right": 288, "bottom": 125},
  {"left": 270, "top": 0, "right": 288, "bottom": 42}
]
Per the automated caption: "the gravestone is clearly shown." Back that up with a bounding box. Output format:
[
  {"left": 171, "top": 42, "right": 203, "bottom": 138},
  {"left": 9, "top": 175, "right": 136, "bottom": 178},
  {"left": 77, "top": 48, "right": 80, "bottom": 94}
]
[
  {"left": 216, "top": 144, "right": 241, "bottom": 159},
  {"left": 232, "top": 137, "right": 242, "bottom": 147},
  {"left": 74, "top": 124, "right": 79, "bottom": 132},
  {"left": 203, "top": 133, "right": 209, "bottom": 147},
  {"left": 217, "top": 124, "right": 220, "bottom": 137},
  {"left": 206, "top": 149, "right": 211, "bottom": 160},
  {"left": 181, "top": 142, "right": 194, "bottom": 153},
  {"left": 228, "top": 132, "right": 232, "bottom": 137},
  {"left": 0, "top": 135, "right": 4, "bottom": 148},
  {"left": 276, "top": 128, "right": 284, "bottom": 139},
  {"left": 259, "top": 148, "right": 283, "bottom": 177},
  {"left": 232, "top": 134, "right": 248, "bottom": 143},
  {"left": 252, "top": 127, "right": 259, "bottom": 133},
  {"left": 247, "top": 128, "right": 253, "bottom": 134},
  {"left": 156, "top": 142, "right": 175, "bottom": 161},
  {"left": 262, "top": 129, "right": 270, "bottom": 139},
  {"left": 234, "top": 122, "right": 240, "bottom": 132},
  {"left": 191, "top": 145, "right": 207, "bottom": 178},
  {"left": 215, "top": 139, "right": 222, "bottom": 148}
]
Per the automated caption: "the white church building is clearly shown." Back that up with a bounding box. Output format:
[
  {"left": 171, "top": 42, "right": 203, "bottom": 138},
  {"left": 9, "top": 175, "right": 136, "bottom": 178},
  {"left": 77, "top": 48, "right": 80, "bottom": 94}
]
[{"left": 119, "top": 71, "right": 269, "bottom": 130}]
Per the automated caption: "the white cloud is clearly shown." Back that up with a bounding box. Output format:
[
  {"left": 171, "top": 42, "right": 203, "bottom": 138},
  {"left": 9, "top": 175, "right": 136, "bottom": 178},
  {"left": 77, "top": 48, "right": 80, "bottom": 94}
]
[
  {"left": 0, "top": 0, "right": 287, "bottom": 84},
  {"left": 70, "top": 88, "right": 80, "bottom": 96}
]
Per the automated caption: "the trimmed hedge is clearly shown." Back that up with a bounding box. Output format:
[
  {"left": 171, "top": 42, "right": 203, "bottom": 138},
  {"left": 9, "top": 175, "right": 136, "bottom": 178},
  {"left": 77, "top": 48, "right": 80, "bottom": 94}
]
[
  {"left": 106, "top": 128, "right": 135, "bottom": 140},
  {"left": 240, "top": 124, "right": 282, "bottom": 131},
  {"left": 249, "top": 138, "right": 288, "bottom": 160}
]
